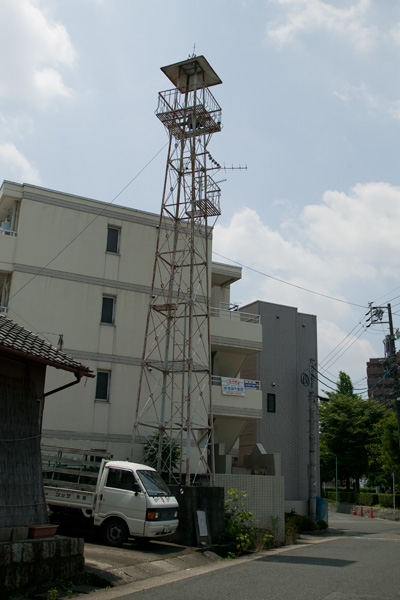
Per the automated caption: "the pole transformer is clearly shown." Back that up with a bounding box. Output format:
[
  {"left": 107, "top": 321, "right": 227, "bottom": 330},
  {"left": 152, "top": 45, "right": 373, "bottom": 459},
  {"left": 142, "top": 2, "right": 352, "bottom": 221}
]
[
  {"left": 131, "top": 56, "right": 223, "bottom": 486},
  {"left": 367, "top": 302, "right": 400, "bottom": 446}
]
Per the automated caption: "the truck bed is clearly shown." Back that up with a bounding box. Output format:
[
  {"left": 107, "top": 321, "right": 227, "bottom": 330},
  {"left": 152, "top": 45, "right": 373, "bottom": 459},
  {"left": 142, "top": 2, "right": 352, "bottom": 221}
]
[
  {"left": 42, "top": 444, "right": 111, "bottom": 492},
  {"left": 42, "top": 445, "right": 112, "bottom": 510},
  {"left": 44, "top": 485, "right": 95, "bottom": 510}
]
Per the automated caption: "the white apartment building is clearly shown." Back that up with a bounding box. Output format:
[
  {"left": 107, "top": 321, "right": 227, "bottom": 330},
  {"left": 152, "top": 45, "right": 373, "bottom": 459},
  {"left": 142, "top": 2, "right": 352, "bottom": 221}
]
[{"left": 0, "top": 181, "right": 263, "bottom": 474}]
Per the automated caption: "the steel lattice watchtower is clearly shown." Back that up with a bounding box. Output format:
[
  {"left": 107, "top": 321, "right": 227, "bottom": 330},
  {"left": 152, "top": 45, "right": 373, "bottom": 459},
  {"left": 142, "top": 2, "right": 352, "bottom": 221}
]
[{"left": 131, "top": 56, "right": 223, "bottom": 485}]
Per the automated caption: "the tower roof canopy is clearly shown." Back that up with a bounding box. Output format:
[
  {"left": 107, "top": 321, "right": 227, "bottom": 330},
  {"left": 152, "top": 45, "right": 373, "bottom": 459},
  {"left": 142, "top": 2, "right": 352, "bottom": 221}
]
[{"left": 161, "top": 56, "right": 222, "bottom": 92}]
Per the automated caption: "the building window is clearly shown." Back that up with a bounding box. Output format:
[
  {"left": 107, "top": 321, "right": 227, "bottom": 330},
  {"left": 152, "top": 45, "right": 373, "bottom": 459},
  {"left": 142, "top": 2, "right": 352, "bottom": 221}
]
[
  {"left": 106, "top": 226, "right": 120, "bottom": 253},
  {"left": 95, "top": 371, "right": 110, "bottom": 401},
  {"left": 101, "top": 296, "right": 115, "bottom": 324},
  {"left": 267, "top": 393, "right": 276, "bottom": 413}
]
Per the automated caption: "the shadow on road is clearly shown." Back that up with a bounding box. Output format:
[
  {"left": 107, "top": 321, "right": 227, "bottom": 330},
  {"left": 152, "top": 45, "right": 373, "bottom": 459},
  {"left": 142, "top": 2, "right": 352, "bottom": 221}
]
[{"left": 257, "top": 555, "right": 356, "bottom": 568}]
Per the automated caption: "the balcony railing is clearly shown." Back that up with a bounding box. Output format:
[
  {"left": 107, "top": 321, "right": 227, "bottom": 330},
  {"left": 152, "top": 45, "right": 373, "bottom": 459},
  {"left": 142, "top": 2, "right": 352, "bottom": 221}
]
[
  {"left": 210, "top": 305, "right": 260, "bottom": 324},
  {"left": 0, "top": 228, "right": 16, "bottom": 237},
  {"left": 212, "top": 375, "right": 260, "bottom": 391}
]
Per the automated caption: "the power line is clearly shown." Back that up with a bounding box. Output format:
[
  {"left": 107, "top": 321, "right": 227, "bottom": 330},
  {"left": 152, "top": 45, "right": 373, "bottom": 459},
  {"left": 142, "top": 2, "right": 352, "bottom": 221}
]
[
  {"left": 6, "top": 143, "right": 168, "bottom": 343},
  {"left": 212, "top": 251, "right": 367, "bottom": 308},
  {"left": 319, "top": 321, "right": 367, "bottom": 373},
  {"left": 313, "top": 366, "right": 366, "bottom": 394},
  {"left": 322, "top": 327, "right": 367, "bottom": 373},
  {"left": 319, "top": 319, "right": 365, "bottom": 369},
  {"left": 9, "top": 142, "right": 168, "bottom": 307}
]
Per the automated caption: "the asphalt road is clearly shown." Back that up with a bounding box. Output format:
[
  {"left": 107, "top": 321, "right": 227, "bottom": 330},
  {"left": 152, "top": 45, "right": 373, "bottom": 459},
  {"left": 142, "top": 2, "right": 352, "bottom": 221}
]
[{"left": 95, "top": 512, "right": 400, "bottom": 600}]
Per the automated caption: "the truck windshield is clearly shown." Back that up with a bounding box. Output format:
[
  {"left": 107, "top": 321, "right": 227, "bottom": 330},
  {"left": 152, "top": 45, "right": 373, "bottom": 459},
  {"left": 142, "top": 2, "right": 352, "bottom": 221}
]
[{"left": 137, "top": 470, "right": 172, "bottom": 497}]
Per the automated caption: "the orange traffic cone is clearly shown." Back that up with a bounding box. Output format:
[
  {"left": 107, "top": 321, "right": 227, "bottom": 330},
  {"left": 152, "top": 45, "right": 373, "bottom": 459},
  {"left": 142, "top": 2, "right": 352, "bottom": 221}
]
[
  {"left": 360, "top": 506, "right": 364, "bottom": 517},
  {"left": 369, "top": 507, "right": 374, "bottom": 518},
  {"left": 352, "top": 506, "right": 357, "bottom": 516}
]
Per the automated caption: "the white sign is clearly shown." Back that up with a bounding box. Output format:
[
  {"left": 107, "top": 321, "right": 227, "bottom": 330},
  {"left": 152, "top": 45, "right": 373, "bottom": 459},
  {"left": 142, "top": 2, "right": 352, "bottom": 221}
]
[
  {"left": 221, "top": 377, "right": 245, "bottom": 396},
  {"left": 196, "top": 510, "right": 208, "bottom": 537}
]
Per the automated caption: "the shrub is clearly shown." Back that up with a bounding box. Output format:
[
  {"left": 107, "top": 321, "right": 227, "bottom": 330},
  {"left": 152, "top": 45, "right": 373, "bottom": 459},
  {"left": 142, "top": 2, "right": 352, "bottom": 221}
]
[
  {"left": 285, "top": 518, "right": 298, "bottom": 542},
  {"left": 262, "top": 533, "right": 275, "bottom": 549},
  {"left": 251, "top": 528, "right": 275, "bottom": 551},
  {"left": 286, "top": 514, "right": 316, "bottom": 532},
  {"left": 315, "top": 519, "right": 328, "bottom": 531},
  {"left": 224, "top": 489, "right": 255, "bottom": 555},
  {"left": 285, "top": 514, "right": 328, "bottom": 536}
]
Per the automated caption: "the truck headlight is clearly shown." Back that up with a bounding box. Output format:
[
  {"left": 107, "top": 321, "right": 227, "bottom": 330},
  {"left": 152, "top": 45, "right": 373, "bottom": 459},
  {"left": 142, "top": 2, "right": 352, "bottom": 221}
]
[{"left": 146, "top": 510, "right": 160, "bottom": 521}]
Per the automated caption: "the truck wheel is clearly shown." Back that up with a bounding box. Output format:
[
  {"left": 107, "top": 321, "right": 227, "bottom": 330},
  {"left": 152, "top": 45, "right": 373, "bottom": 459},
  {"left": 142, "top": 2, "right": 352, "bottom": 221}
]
[{"left": 101, "top": 518, "right": 129, "bottom": 547}]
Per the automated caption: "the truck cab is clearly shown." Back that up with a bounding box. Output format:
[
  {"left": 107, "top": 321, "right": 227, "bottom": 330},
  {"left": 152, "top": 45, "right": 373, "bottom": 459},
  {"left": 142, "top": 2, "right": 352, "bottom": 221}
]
[{"left": 95, "top": 461, "right": 179, "bottom": 546}]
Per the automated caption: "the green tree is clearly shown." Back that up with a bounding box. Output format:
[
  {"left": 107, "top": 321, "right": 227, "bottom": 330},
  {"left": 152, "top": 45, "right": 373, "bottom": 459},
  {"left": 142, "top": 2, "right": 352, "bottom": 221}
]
[
  {"left": 319, "top": 371, "right": 385, "bottom": 491},
  {"left": 367, "top": 411, "right": 400, "bottom": 487},
  {"left": 319, "top": 437, "right": 336, "bottom": 484},
  {"left": 336, "top": 371, "right": 354, "bottom": 396}
]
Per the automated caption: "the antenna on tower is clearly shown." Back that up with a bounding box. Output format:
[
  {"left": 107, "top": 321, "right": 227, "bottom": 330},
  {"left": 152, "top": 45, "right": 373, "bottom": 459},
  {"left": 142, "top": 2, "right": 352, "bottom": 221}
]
[
  {"left": 223, "top": 163, "right": 247, "bottom": 172},
  {"left": 188, "top": 43, "right": 197, "bottom": 58}
]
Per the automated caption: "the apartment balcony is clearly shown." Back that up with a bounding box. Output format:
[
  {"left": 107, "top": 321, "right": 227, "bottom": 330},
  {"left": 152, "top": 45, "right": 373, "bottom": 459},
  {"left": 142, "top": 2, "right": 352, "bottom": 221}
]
[
  {"left": 210, "top": 305, "right": 262, "bottom": 355},
  {"left": 0, "top": 184, "right": 20, "bottom": 268},
  {"left": 211, "top": 375, "right": 262, "bottom": 419},
  {"left": 0, "top": 229, "right": 17, "bottom": 266},
  {"left": 212, "top": 375, "right": 262, "bottom": 456}
]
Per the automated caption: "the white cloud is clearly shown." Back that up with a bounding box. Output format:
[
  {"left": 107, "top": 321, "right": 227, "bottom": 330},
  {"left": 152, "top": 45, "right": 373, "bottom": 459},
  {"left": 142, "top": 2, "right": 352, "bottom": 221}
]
[
  {"left": 0, "top": 0, "right": 76, "bottom": 107},
  {"left": 0, "top": 113, "right": 35, "bottom": 139},
  {"left": 302, "top": 182, "right": 400, "bottom": 271},
  {"left": 266, "top": 0, "right": 375, "bottom": 53},
  {"left": 34, "top": 67, "right": 74, "bottom": 103},
  {"left": 215, "top": 182, "right": 400, "bottom": 293},
  {"left": 213, "top": 182, "right": 400, "bottom": 386},
  {"left": 334, "top": 83, "right": 400, "bottom": 121},
  {"left": 0, "top": 143, "right": 41, "bottom": 184}
]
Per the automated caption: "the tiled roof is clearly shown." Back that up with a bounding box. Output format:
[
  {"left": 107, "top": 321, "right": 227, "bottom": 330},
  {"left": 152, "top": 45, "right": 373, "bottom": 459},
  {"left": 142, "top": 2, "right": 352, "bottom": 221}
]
[{"left": 0, "top": 313, "right": 94, "bottom": 377}]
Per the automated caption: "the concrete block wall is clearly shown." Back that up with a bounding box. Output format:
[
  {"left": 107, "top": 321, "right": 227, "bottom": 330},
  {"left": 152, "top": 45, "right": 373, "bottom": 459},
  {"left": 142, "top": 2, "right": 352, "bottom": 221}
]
[
  {"left": 0, "top": 536, "right": 85, "bottom": 599},
  {"left": 215, "top": 473, "right": 285, "bottom": 542}
]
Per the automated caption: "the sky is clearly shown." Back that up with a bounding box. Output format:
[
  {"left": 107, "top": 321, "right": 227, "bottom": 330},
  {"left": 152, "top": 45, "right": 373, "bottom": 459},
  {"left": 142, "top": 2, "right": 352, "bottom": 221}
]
[{"left": 1, "top": 0, "right": 400, "bottom": 396}]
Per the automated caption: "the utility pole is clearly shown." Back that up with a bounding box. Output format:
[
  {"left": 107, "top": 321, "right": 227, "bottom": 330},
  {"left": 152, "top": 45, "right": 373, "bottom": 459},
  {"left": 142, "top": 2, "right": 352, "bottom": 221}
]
[
  {"left": 367, "top": 303, "right": 400, "bottom": 446},
  {"left": 308, "top": 359, "right": 317, "bottom": 520}
]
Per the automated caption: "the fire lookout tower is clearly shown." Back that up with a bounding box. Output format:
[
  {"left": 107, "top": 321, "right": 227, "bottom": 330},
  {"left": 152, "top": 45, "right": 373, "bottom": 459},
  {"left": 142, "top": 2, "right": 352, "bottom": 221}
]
[{"left": 132, "top": 56, "right": 223, "bottom": 486}]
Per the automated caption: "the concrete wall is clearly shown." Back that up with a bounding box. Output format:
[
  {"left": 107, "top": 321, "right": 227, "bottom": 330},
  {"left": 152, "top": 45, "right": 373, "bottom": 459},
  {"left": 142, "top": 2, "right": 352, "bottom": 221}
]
[
  {"left": 0, "top": 536, "right": 84, "bottom": 599},
  {"left": 169, "top": 485, "right": 225, "bottom": 546},
  {"left": 285, "top": 500, "right": 308, "bottom": 516}
]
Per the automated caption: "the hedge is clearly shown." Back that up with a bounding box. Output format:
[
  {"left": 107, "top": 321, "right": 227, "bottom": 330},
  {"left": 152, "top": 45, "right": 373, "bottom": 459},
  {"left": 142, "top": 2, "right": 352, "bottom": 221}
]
[
  {"left": 324, "top": 490, "right": 400, "bottom": 507},
  {"left": 377, "top": 494, "right": 400, "bottom": 508},
  {"left": 355, "top": 493, "right": 378, "bottom": 506},
  {"left": 324, "top": 491, "right": 354, "bottom": 504}
]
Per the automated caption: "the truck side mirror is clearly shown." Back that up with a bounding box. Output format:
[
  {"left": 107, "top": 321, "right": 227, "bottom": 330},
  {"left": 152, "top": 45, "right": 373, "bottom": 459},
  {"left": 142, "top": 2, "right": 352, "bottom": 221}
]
[{"left": 132, "top": 482, "right": 141, "bottom": 494}]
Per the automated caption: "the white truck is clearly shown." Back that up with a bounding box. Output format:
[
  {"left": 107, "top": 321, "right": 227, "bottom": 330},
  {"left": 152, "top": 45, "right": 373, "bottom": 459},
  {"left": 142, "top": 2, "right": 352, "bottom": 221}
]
[{"left": 42, "top": 445, "right": 179, "bottom": 546}]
